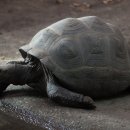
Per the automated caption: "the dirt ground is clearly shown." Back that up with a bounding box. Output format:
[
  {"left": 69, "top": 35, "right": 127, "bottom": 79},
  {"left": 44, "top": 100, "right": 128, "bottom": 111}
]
[{"left": 0, "top": 0, "right": 130, "bottom": 59}]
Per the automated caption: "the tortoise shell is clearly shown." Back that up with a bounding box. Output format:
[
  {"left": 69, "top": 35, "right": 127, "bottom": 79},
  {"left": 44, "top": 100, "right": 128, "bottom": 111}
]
[{"left": 19, "top": 16, "right": 130, "bottom": 97}]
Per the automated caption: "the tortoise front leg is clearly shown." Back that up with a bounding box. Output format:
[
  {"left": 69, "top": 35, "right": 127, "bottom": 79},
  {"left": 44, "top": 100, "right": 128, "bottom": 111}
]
[
  {"left": 0, "top": 63, "right": 15, "bottom": 94},
  {"left": 0, "top": 62, "right": 39, "bottom": 94},
  {"left": 47, "top": 80, "right": 96, "bottom": 109},
  {"left": 0, "top": 63, "right": 29, "bottom": 94}
]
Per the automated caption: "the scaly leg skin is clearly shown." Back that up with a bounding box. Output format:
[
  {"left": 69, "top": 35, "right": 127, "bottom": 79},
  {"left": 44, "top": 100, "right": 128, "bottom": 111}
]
[
  {"left": 0, "top": 62, "right": 18, "bottom": 95},
  {"left": 0, "top": 62, "right": 30, "bottom": 95},
  {"left": 0, "top": 60, "right": 43, "bottom": 95},
  {"left": 47, "top": 80, "right": 96, "bottom": 109}
]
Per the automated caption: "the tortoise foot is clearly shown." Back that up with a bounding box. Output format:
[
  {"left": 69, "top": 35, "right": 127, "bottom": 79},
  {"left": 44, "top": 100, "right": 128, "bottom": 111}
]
[{"left": 83, "top": 96, "right": 96, "bottom": 109}]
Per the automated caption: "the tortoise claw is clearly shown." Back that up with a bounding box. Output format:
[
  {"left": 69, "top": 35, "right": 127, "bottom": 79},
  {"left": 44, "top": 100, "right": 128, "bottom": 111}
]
[{"left": 83, "top": 96, "right": 96, "bottom": 109}]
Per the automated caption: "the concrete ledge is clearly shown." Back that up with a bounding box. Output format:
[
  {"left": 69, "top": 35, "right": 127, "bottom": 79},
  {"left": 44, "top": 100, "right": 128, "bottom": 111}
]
[{"left": 0, "top": 85, "right": 130, "bottom": 130}]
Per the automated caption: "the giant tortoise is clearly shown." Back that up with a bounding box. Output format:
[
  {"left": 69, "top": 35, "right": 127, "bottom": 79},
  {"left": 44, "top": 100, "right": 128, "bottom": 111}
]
[{"left": 0, "top": 16, "right": 129, "bottom": 109}]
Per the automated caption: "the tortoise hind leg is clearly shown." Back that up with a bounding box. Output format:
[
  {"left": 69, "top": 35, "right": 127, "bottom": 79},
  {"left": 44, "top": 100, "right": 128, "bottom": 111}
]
[{"left": 47, "top": 79, "right": 96, "bottom": 109}]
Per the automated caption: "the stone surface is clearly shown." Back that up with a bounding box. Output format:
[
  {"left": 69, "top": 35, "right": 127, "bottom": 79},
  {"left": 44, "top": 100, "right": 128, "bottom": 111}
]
[
  {"left": 0, "top": 110, "right": 45, "bottom": 130},
  {"left": 0, "top": 84, "right": 130, "bottom": 130}
]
